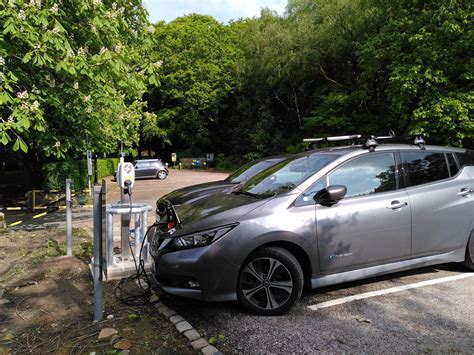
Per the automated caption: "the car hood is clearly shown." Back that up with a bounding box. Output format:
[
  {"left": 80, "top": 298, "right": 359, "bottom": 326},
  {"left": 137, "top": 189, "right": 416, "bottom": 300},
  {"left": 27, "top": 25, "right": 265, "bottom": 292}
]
[
  {"left": 171, "top": 191, "right": 271, "bottom": 235},
  {"left": 163, "top": 180, "right": 236, "bottom": 205}
]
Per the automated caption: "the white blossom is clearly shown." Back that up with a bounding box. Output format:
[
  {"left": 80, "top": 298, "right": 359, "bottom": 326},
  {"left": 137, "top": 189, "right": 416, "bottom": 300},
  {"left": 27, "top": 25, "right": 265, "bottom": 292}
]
[
  {"left": 93, "top": 0, "right": 102, "bottom": 6},
  {"left": 31, "top": 100, "right": 40, "bottom": 110},
  {"left": 51, "top": 3, "right": 59, "bottom": 13},
  {"left": 112, "top": 2, "right": 117, "bottom": 10},
  {"left": 18, "top": 10, "right": 26, "bottom": 21},
  {"left": 99, "top": 47, "right": 108, "bottom": 55},
  {"left": 84, "top": 95, "right": 91, "bottom": 102},
  {"left": 8, "top": 0, "right": 15, "bottom": 8},
  {"left": 77, "top": 47, "right": 87, "bottom": 56},
  {"left": 8, "top": 116, "right": 14, "bottom": 123},
  {"left": 114, "top": 43, "right": 123, "bottom": 53},
  {"left": 146, "top": 25, "right": 155, "bottom": 34},
  {"left": 17, "top": 91, "right": 29, "bottom": 99},
  {"left": 29, "top": 0, "right": 41, "bottom": 8},
  {"left": 153, "top": 60, "right": 163, "bottom": 69},
  {"left": 54, "top": 141, "right": 61, "bottom": 148},
  {"left": 0, "top": 57, "right": 5, "bottom": 66},
  {"left": 52, "top": 25, "right": 61, "bottom": 34},
  {"left": 73, "top": 82, "right": 79, "bottom": 89},
  {"left": 66, "top": 48, "right": 75, "bottom": 57},
  {"left": 86, "top": 107, "right": 93, "bottom": 114}
]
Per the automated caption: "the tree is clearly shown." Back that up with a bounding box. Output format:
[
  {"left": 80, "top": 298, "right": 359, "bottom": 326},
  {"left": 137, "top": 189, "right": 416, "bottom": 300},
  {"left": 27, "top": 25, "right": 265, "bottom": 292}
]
[
  {"left": 0, "top": 0, "right": 160, "bottom": 160},
  {"left": 147, "top": 14, "right": 242, "bottom": 153}
]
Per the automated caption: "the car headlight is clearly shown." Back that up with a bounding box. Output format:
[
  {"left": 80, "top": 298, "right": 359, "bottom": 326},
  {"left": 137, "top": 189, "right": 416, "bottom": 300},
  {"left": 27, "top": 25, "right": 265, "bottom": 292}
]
[{"left": 169, "top": 224, "right": 238, "bottom": 249}]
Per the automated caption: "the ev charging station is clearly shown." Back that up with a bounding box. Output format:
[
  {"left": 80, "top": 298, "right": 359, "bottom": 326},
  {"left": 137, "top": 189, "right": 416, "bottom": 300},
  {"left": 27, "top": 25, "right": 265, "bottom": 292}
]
[
  {"left": 92, "top": 153, "right": 154, "bottom": 320},
  {"left": 104, "top": 157, "right": 152, "bottom": 280}
]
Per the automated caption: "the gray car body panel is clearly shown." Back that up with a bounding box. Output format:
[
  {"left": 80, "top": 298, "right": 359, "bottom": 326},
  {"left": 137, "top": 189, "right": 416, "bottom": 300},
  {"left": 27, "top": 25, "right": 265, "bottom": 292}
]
[{"left": 151, "top": 144, "right": 473, "bottom": 302}]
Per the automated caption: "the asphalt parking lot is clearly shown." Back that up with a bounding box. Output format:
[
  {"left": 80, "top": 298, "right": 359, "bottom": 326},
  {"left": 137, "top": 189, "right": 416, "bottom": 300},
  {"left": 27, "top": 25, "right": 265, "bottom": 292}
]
[
  {"left": 161, "top": 264, "right": 473, "bottom": 353},
  {"left": 6, "top": 169, "right": 473, "bottom": 352}
]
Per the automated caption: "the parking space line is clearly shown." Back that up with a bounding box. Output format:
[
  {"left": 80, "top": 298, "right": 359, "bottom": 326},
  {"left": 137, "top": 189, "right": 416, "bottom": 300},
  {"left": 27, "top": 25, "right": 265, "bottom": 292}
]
[
  {"left": 308, "top": 273, "right": 474, "bottom": 311},
  {"left": 33, "top": 212, "right": 47, "bottom": 219},
  {"left": 8, "top": 220, "right": 23, "bottom": 227}
]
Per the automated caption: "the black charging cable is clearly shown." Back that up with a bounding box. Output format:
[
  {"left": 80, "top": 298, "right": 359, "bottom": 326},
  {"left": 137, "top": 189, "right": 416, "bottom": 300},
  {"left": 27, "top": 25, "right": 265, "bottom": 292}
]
[{"left": 115, "top": 182, "right": 156, "bottom": 306}]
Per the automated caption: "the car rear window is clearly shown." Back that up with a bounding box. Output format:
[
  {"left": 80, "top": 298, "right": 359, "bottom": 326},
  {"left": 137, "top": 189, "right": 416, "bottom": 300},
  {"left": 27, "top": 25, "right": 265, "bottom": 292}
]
[
  {"left": 403, "top": 152, "right": 450, "bottom": 187},
  {"left": 457, "top": 150, "right": 474, "bottom": 167}
]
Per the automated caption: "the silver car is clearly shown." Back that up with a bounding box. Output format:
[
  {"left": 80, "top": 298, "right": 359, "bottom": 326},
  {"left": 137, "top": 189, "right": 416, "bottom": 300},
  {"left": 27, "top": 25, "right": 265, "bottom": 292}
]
[
  {"left": 162, "top": 156, "right": 288, "bottom": 206},
  {"left": 150, "top": 143, "right": 474, "bottom": 315}
]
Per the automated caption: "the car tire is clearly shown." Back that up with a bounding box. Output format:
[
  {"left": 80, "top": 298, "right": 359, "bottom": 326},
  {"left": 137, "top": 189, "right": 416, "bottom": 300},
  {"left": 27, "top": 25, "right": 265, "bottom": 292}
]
[
  {"left": 237, "top": 246, "right": 303, "bottom": 316},
  {"left": 462, "top": 231, "right": 474, "bottom": 271},
  {"left": 157, "top": 170, "right": 167, "bottom": 180}
]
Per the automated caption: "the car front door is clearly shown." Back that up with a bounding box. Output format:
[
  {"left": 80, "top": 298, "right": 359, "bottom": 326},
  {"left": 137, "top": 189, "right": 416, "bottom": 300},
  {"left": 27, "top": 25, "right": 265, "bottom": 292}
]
[
  {"left": 134, "top": 162, "right": 147, "bottom": 178},
  {"left": 315, "top": 152, "right": 412, "bottom": 273},
  {"left": 401, "top": 151, "right": 474, "bottom": 256}
]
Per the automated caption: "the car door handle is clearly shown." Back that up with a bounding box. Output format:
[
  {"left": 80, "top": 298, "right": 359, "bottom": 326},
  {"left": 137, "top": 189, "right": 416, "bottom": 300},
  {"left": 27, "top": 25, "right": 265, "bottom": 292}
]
[
  {"left": 458, "top": 188, "right": 472, "bottom": 197},
  {"left": 386, "top": 201, "right": 408, "bottom": 210}
]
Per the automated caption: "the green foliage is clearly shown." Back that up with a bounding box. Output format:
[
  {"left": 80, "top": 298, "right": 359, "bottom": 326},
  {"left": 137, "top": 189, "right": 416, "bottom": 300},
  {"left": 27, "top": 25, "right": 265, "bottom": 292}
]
[
  {"left": 147, "top": 14, "right": 242, "bottom": 151},
  {"left": 42, "top": 157, "right": 118, "bottom": 190},
  {"left": 0, "top": 0, "right": 160, "bottom": 159}
]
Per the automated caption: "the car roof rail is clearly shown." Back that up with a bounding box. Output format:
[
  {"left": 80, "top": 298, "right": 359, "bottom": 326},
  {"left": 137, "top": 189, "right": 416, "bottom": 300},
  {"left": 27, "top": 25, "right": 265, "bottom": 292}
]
[{"left": 303, "top": 131, "right": 428, "bottom": 151}]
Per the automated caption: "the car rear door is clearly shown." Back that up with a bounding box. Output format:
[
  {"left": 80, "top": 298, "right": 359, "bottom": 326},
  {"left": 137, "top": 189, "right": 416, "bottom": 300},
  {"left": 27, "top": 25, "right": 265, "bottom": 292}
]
[
  {"left": 401, "top": 150, "right": 474, "bottom": 256},
  {"left": 315, "top": 151, "right": 412, "bottom": 273}
]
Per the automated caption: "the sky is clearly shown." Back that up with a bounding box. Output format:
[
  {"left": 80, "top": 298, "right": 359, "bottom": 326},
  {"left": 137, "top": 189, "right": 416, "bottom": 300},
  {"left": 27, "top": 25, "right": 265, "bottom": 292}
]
[{"left": 143, "top": 0, "right": 287, "bottom": 24}]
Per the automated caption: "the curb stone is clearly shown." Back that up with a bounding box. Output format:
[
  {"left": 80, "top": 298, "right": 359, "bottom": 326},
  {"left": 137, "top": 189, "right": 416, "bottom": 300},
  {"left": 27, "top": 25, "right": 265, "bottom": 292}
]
[{"left": 150, "top": 291, "right": 221, "bottom": 354}]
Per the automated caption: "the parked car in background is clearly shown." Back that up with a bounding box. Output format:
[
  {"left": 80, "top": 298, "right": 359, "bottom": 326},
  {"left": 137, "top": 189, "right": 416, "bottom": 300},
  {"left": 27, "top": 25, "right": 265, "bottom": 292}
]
[
  {"left": 151, "top": 142, "right": 474, "bottom": 315},
  {"left": 162, "top": 156, "right": 289, "bottom": 205},
  {"left": 134, "top": 159, "right": 168, "bottom": 180},
  {"left": 114, "top": 159, "right": 168, "bottom": 180}
]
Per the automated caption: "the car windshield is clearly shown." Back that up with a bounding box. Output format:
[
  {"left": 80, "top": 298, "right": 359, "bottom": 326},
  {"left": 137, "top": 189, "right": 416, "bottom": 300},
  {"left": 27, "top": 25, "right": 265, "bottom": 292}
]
[
  {"left": 226, "top": 158, "right": 284, "bottom": 183},
  {"left": 236, "top": 153, "right": 339, "bottom": 197}
]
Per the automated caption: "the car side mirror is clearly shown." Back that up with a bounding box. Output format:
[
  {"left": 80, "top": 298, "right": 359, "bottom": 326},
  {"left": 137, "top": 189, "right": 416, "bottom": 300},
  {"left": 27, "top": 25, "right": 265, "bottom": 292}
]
[{"left": 314, "top": 185, "right": 347, "bottom": 206}]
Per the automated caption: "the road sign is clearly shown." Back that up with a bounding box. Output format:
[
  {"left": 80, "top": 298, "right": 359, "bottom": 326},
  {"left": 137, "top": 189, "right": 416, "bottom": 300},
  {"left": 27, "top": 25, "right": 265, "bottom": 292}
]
[
  {"left": 87, "top": 150, "right": 93, "bottom": 176},
  {"left": 206, "top": 153, "right": 214, "bottom": 163}
]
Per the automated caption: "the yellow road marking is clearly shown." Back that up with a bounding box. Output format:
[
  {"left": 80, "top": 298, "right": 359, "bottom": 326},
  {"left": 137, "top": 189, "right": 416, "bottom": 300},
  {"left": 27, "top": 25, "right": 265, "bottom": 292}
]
[
  {"left": 8, "top": 221, "right": 22, "bottom": 227},
  {"left": 6, "top": 207, "right": 23, "bottom": 211},
  {"left": 33, "top": 212, "right": 47, "bottom": 219}
]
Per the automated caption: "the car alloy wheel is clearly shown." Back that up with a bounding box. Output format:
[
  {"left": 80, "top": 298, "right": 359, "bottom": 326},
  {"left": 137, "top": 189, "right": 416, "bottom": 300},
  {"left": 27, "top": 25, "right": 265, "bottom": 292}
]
[
  {"left": 157, "top": 170, "right": 167, "bottom": 180},
  {"left": 238, "top": 247, "right": 303, "bottom": 315}
]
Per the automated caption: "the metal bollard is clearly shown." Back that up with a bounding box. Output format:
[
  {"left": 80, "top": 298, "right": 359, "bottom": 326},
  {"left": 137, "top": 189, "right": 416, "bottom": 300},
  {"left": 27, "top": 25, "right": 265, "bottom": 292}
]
[
  {"left": 93, "top": 185, "right": 104, "bottom": 322},
  {"left": 66, "top": 179, "right": 73, "bottom": 256}
]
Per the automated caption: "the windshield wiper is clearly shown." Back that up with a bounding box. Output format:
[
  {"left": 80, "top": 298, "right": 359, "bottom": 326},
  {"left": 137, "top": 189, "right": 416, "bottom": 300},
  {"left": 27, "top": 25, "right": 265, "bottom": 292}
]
[{"left": 231, "top": 190, "right": 260, "bottom": 198}]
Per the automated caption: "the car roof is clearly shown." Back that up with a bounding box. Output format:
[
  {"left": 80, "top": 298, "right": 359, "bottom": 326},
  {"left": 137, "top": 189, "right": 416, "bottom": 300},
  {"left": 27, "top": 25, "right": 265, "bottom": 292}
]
[
  {"left": 136, "top": 159, "right": 162, "bottom": 162},
  {"left": 303, "top": 144, "right": 466, "bottom": 156}
]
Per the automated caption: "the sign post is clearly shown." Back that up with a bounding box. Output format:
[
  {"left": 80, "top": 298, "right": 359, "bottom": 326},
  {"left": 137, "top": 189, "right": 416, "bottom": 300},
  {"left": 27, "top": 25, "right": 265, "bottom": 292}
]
[{"left": 87, "top": 150, "right": 93, "bottom": 194}]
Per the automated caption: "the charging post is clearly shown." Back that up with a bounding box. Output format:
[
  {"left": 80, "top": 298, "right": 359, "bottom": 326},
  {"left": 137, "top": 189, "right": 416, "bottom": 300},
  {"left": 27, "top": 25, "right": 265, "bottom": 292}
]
[
  {"left": 104, "top": 157, "right": 152, "bottom": 280},
  {"left": 119, "top": 154, "right": 131, "bottom": 260}
]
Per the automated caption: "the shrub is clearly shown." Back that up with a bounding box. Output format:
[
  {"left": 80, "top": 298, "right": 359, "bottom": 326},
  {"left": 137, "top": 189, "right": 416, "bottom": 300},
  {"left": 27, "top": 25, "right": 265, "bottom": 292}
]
[{"left": 42, "top": 158, "right": 119, "bottom": 190}]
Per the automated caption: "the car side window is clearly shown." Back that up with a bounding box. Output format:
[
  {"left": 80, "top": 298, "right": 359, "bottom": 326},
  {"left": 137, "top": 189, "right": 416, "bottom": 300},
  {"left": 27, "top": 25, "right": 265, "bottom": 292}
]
[
  {"left": 447, "top": 154, "right": 459, "bottom": 176},
  {"left": 402, "top": 152, "right": 449, "bottom": 187},
  {"left": 456, "top": 150, "right": 474, "bottom": 168},
  {"left": 328, "top": 153, "right": 397, "bottom": 198}
]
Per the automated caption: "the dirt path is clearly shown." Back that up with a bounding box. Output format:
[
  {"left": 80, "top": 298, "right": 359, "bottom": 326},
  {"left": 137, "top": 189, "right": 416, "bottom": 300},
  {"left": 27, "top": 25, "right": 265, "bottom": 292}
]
[{"left": 0, "top": 227, "right": 191, "bottom": 354}]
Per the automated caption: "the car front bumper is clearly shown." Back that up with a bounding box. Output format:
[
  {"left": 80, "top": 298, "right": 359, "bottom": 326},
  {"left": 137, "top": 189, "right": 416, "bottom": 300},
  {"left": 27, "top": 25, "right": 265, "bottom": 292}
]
[{"left": 152, "top": 242, "right": 240, "bottom": 302}]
